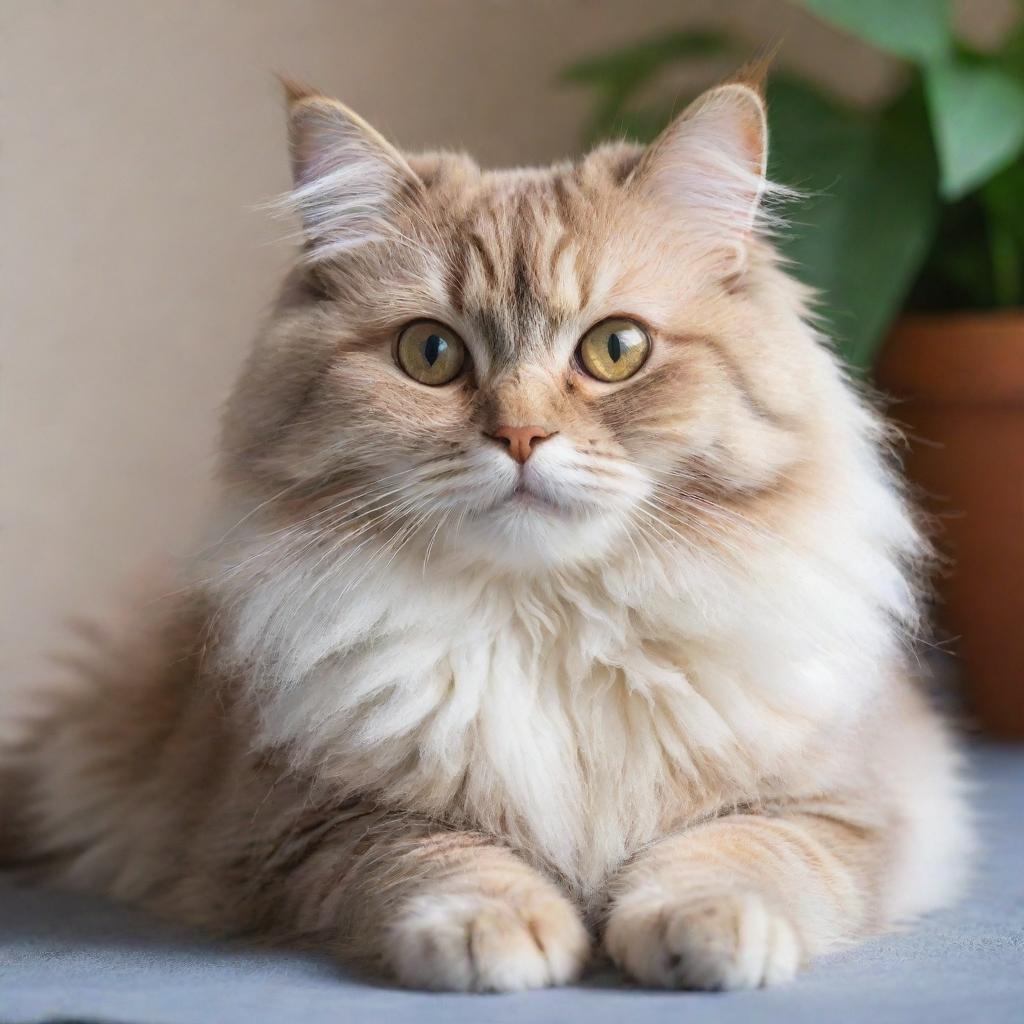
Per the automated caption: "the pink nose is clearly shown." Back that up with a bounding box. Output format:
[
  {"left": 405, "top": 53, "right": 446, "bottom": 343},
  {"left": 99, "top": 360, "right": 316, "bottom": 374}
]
[{"left": 489, "top": 425, "right": 553, "bottom": 464}]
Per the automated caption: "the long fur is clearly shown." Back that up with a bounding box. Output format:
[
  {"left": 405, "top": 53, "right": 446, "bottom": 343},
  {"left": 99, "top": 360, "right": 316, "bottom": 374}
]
[{"left": 3, "top": 82, "right": 972, "bottom": 992}]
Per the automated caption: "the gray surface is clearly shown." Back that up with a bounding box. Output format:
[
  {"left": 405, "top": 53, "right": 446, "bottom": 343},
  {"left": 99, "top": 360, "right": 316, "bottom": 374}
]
[{"left": 2, "top": 745, "right": 1022, "bottom": 1024}]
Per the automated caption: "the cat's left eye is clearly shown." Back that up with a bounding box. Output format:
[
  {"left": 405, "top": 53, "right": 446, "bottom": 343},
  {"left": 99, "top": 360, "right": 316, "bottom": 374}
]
[
  {"left": 396, "top": 321, "right": 467, "bottom": 386},
  {"left": 577, "top": 319, "right": 651, "bottom": 383}
]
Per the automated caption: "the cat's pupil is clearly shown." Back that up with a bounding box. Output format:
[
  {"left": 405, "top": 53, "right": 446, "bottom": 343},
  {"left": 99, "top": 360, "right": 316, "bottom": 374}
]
[
  {"left": 424, "top": 335, "right": 446, "bottom": 366},
  {"left": 607, "top": 333, "right": 623, "bottom": 362}
]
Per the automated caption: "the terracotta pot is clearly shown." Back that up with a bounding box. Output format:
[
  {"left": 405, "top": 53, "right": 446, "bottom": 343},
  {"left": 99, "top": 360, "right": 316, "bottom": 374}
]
[{"left": 877, "top": 311, "right": 1024, "bottom": 738}]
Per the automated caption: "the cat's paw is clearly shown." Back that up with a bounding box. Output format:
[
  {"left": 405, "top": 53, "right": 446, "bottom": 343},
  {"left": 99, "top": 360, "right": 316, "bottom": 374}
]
[
  {"left": 387, "top": 884, "right": 590, "bottom": 992},
  {"left": 605, "top": 888, "right": 802, "bottom": 990}
]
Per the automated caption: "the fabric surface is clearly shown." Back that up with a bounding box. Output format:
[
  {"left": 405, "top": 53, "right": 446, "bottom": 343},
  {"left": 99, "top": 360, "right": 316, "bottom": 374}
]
[{"left": 2, "top": 744, "right": 1021, "bottom": 1024}]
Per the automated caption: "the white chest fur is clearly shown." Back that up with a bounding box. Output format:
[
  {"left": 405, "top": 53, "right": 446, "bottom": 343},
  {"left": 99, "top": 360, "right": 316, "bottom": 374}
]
[{"left": 212, "top": 522, "right": 899, "bottom": 894}]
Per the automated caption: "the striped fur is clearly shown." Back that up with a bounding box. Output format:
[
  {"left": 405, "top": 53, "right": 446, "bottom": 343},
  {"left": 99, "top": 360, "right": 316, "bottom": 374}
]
[{"left": 3, "top": 82, "right": 971, "bottom": 992}]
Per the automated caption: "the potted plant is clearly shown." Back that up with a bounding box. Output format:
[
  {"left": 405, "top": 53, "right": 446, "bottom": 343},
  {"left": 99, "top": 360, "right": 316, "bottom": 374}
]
[{"left": 565, "top": 1, "right": 1024, "bottom": 737}]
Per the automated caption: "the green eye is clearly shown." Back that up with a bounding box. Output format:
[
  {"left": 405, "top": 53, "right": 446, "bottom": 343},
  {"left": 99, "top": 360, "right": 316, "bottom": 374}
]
[
  {"left": 577, "top": 319, "right": 650, "bottom": 382},
  {"left": 396, "top": 321, "right": 466, "bottom": 386}
]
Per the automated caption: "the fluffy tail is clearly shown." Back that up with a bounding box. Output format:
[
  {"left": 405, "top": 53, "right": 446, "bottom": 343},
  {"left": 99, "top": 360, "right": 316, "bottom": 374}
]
[{"left": 0, "top": 736, "right": 35, "bottom": 868}]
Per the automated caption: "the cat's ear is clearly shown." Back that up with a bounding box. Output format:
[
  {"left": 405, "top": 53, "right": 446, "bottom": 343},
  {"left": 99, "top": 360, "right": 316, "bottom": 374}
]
[
  {"left": 630, "top": 83, "right": 769, "bottom": 270},
  {"left": 282, "top": 79, "right": 421, "bottom": 261}
]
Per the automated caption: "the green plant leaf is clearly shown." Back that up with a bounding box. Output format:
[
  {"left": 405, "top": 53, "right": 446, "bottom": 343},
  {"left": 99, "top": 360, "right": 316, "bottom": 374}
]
[
  {"left": 926, "top": 58, "right": 1024, "bottom": 198},
  {"left": 561, "top": 32, "right": 733, "bottom": 145},
  {"left": 561, "top": 31, "right": 729, "bottom": 88},
  {"left": 996, "top": 20, "right": 1024, "bottom": 79},
  {"left": 590, "top": 104, "right": 677, "bottom": 146},
  {"left": 768, "top": 80, "right": 940, "bottom": 369},
  {"left": 981, "top": 159, "right": 1024, "bottom": 305},
  {"left": 800, "top": 0, "right": 951, "bottom": 63}
]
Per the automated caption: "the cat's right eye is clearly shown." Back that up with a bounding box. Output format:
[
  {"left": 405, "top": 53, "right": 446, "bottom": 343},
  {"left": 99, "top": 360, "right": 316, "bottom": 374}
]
[{"left": 396, "top": 321, "right": 467, "bottom": 386}]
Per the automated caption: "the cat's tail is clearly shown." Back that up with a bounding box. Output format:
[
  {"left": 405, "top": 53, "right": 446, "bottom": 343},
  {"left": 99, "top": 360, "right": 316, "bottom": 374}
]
[{"left": 0, "top": 724, "right": 39, "bottom": 869}]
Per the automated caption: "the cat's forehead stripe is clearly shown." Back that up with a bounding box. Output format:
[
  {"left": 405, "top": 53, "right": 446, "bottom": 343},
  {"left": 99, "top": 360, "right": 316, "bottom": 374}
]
[
  {"left": 438, "top": 172, "right": 593, "bottom": 367},
  {"left": 468, "top": 232, "right": 497, "bottom": 287}
]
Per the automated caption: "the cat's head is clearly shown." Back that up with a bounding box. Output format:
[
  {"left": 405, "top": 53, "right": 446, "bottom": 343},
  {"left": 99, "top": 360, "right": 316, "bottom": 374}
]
[{"left": 221, "top": 80, "right": 831, "bottom": 573}]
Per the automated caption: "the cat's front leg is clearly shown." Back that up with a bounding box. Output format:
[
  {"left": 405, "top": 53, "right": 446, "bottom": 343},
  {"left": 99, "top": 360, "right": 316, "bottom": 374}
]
[
  {"left": 275, "top": 812, "right": 589, "bottom": 992},
  {"left": 603, "top": 808, "right": 884, "bottom": 990}
]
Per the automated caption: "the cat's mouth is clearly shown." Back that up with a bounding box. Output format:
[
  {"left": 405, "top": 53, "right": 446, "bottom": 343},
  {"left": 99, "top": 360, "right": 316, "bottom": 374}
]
[
  {"left": 487, "top": 475, "right": 583, "bottom": 518},
  {"left": 508, "top": 481, "right": 553, "bottom": 508},
  {"left": 477, "top": 474, "right": 561, "bottom": 516},
  {"left": 495, "top": 481, "right": 552, "bottom": 509}
]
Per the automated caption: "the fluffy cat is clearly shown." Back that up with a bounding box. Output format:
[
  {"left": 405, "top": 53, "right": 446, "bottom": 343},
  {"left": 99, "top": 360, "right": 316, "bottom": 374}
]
[{"left": 3, "top": 78, "right": 972, "bottom": 992}]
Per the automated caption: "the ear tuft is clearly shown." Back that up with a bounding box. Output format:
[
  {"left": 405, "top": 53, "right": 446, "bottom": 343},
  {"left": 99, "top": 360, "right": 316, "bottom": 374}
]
[
  {"left": 276, "top": 85, "right": 421, "bottom": 264},
  {"left": 630, "top": 82, "right": 775, "bottom": 271},
  {"left": 729, "top": 44, "right": 779, "bottom": 99},
  {"left": 276, "top": 72, "right": 320, "bottom": 108}
]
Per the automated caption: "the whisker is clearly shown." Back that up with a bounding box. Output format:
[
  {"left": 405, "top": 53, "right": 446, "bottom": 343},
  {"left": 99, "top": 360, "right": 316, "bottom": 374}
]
[{"left": 186, "top": 457, "right": 470, "bottom": 593}]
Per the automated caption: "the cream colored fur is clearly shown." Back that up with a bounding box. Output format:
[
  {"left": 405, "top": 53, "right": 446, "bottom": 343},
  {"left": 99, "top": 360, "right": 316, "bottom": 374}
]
[{"left": 4, "top": 80, "right": 972, "bottom": 993}]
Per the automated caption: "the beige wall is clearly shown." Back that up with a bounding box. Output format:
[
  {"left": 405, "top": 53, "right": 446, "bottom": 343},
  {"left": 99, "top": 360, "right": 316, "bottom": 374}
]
[{"left": 0, "top": 0, "right": 1012, "bottom": 703}]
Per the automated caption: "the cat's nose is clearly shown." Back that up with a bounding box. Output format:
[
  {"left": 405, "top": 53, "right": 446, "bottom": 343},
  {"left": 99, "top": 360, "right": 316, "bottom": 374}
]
[{"left": 489, "top": 425, "right": 553, "bottom": 464}]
